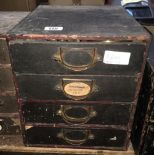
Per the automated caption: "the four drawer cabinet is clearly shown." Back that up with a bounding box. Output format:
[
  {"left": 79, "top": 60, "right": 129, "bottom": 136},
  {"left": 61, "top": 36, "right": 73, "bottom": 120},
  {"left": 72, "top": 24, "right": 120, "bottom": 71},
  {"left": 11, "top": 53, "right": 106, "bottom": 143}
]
[{"left": 7, "top": 6, "right": 150, "bottom": 150}]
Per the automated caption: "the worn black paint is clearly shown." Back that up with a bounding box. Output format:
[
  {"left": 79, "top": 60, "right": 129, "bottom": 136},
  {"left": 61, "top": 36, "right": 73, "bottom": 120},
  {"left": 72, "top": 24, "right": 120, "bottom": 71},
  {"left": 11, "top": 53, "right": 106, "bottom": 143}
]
[
  {"left": 16, "top": 74, "right": 137, "bottom": 102},
  {"left": 25, "top": 126, "right": 127, "bottom": 149},
  {"left": 10, "top": 40, "right": 145, "bottom": 75},
  {"left": 8, "top": 6, "right": 149, "bottom": 40},
  {"left": 22, "top": 102, "right": 131, "bottom": 125},
  {"left": 131, "top": 54, "right": 154, "bottom": 155}
]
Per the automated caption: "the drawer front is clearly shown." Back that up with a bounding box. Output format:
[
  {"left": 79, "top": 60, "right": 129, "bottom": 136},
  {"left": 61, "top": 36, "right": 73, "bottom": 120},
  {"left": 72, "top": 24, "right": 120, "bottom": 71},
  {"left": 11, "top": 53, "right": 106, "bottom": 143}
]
[
  {"left": 0, "top": 117, "right": 20, "bottom": 135},
  {"left": 16, "top": 75, "right": 137, "bottom": 102},
  {"left": 22, "top": 102, "right": 131, "bottom": 125},
  {"left": 25, "top": 126, "right": 127, "bottom": 149},
  {"left": 0, "top": 68, "right": 15, "bottom": 92},
  {"left": 10, "top": 41, "right": 145, "bottom": 75},
  {"left": 0, "top": 39, "right": 10, "bottom": 64},
  {"left": 0, "top": 95, "right": 17, "bottom": 113}
]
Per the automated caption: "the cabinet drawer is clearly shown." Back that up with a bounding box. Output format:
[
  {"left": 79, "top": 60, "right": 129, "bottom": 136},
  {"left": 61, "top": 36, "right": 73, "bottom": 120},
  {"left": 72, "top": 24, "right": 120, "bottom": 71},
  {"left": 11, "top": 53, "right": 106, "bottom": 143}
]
[
  {"left": 22, "top": 102, "right": 131, "bottom": 125},
  {"left": 24, "top": 126, "right": 128, "bottom": 150},
  {"left": 16, "top": 75, "right": 137, "bottom": 102},
  {"left": 0, "top": 68, "right": 15, "bottom": 93},
  {"left": 10, "top": 41, "right": 145, "bottom": 75}
]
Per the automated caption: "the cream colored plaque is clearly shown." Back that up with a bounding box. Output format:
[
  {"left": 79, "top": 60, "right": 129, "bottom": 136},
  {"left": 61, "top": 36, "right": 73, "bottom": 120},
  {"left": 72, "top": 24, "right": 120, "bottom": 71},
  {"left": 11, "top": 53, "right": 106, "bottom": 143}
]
[{"left": 64, "top": 82, "right": 91, "bottom": 97}]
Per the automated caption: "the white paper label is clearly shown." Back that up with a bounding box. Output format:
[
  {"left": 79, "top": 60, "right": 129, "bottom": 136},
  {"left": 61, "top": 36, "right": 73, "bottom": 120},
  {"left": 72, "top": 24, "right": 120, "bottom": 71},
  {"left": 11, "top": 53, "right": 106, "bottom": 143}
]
[
  {"left": 103, "top": 50, "right": 131, "bottom": 65},
  {"left": 44, "top": 26, "right": 63, "bottom": 31},
  {"left": 110, "top": 136, "right": 117, "bottom": 141}
]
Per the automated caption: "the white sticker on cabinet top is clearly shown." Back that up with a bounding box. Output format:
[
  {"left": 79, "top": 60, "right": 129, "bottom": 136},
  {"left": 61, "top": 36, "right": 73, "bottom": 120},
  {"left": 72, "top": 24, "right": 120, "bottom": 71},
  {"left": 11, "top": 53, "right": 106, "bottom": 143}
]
[
  {"left": 103, "top": 50, "right": 131, "bottom": 65},
  {"left": 44, "top": 26, "right": 63, "bottom": 31}
]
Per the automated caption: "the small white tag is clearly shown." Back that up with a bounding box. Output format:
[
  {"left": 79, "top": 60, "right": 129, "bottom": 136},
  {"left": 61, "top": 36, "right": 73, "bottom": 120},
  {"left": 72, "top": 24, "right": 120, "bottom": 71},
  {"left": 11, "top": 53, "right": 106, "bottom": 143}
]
[
  {"left": 110, "top": 136, "right": 117, "bottom": 141},
  {"left": 44, "top": 26, "right": 63, "bottom": 31},
  {"left": 103, "top": 50, "right": 131, "bottom": 65}
]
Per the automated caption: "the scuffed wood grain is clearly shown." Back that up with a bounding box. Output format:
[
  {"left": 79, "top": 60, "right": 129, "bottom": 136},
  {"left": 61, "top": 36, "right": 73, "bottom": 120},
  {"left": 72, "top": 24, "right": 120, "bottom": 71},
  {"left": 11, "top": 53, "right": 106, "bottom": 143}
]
[
  {"left": 0, "top": 12, "right": 29, "bottom": 35},
  {"left": 0, "top": 12, "right": 29, "bottom": 64}
]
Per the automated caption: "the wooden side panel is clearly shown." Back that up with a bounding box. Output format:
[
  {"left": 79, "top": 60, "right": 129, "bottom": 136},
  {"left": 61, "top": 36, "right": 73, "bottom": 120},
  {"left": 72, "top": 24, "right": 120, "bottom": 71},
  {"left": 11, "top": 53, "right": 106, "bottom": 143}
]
[
  {"left": 140, "top": 124, "right": 154, "bottom": 155},
  {"left": 131, "top": 61, "right": 154, "bottom": 155}
]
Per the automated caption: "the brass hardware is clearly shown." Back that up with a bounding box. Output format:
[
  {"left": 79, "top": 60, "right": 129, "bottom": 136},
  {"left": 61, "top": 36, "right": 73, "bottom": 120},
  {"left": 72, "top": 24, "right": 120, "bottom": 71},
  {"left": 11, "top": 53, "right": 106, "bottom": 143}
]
[
  {"left": 53, "top": 47, "right": 101, "bottom": 72},
  {"left": 57, "top": 129, "right": 94, "bottom": 145},
  {"left": 58, "top": 78, "right": 97, "bottom": 100},
  {"left": 55, "top": 79, "right": 98, "bottom": 100},
  {"left": 57, "top": 110, "right": 62, "bottom": 115},
  {"left": 57, "top": 105, "right": 97, "bottom": 124}
]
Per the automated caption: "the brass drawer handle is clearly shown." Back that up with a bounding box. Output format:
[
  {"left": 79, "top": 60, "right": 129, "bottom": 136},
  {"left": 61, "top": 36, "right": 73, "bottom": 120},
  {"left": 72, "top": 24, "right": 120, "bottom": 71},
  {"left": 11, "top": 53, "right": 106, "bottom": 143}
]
[
  {"left": 56, "top": 78, "right": 98, "bottom": 100},
  {"left": 57, "top": 105, "right": 97, "bottom": 124},
  {"left": 57, "top": 129, "right": 94, "bottom": 145},
  {"left": 53, "top": 47, "right": 101, "bottom": 72}
]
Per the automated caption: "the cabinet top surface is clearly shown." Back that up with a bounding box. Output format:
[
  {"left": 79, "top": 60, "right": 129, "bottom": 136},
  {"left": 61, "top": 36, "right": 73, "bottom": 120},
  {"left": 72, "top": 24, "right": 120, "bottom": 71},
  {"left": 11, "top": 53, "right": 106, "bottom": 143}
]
[{"left": 8, "top": 5, "right": 149, "bottom": 41}]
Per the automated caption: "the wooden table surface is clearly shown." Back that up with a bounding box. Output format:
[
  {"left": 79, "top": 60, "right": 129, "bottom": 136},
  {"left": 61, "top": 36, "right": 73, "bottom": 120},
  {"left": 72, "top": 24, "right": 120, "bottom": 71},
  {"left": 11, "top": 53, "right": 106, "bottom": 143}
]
[{"left": 0, "top": 12, "right": 29, "bottom": 35}]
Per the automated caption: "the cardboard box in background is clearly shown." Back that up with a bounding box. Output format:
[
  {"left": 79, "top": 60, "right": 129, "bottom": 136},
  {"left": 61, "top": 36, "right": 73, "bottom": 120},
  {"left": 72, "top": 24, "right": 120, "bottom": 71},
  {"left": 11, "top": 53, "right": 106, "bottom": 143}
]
[
  {"left": 0, "top": 0, "right": 37, "bottom": 11},
  {"left": 49, "top": 0, "right": 73, "bottom": 5},
  {"left": 49, "top": 0, "right": 105, "bottom": 5},
  {"left": 37, "top": 0, "right": 49, "bottom": 5},
  {"left": 81, "top": 0, "right": 105, "bottom": 5}
]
